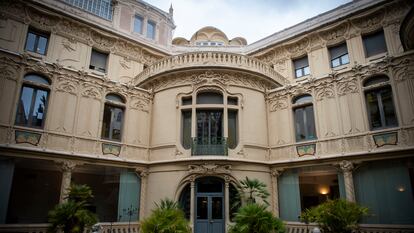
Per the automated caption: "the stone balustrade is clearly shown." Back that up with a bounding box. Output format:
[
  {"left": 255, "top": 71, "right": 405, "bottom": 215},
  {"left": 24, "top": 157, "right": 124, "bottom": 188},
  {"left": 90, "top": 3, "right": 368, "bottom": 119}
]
[
  {"left": 284, "top": 222, "right": 414, "bottom": 233},
  {"left": 0, "top": 222, "right": 140, "bottom": 233},
  {"left": 132, "top": 52, "right": 289, "bottom": 87}
]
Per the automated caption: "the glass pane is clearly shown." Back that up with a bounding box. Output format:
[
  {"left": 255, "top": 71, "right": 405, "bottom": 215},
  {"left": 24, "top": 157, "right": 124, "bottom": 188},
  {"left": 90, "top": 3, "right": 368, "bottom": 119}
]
[
  {"left": 303, "top": 66, "right": 310, "bottom": 75},
  {"left": 295, "top": 69, "right": 303, "bottom": 78},
  {"left": 197, "top": 197, "right": 208, "bottom": 219},
  {"left": 37, "top": 36, "right": 48, "bottom": 55},
  {"left": 197, "top": 178, "right": 223, "bottom": 193},
  {"left": 31, "top": 89, "right": 48, "bottom": 127},
  {"left": 182, "top": 111, "right": 192, "bottom": 149},
  {"left": 331, "top": 58, "right": 340, "bottom": 68},
  {"left": 341, "top": 54, "right": 349, "bottom": 65},
  {"left": 366, "top": 91, "right": 382, "bottom": 129},
  {"left": 102, "top": 104, "right": 111, "bottom": 138},
  {"left": 111, "top": 107, "right": 123, "bottom": 140},
  {"left": 380, "top": 88, "right": 398, "bottom": 127},
  {"left": 329, "top": 43, "right": 348, "bottom": 59},
  {"left": 363, "top": 75, "right": 389, "bottom": 87},
  {"left": 15, "top": 86, "right": 34, "bottom": 126},
  {"left": 299, "top": 173, "right": 340, "bottom": 210},
  {"left": 179, "top": 184, "right": 191, "bottom": 219},
  {"left": 147, "top": 21, "right": 155, "bottom": 39},
  {"left": 197, "top": 92, "right": 223, "bottom": 104},
  {"left": 106, "top": 94, "right": 124, "bottom": 103},
  {"left": 363, "top": 30, "right": 387, "bottom": 57},
  {"left": 294, "top": 108, "right": 306, "bottom": 141},
  {"left": 227, "top": 97, "right": 238, "bottom": 105},
  {"left": 134, "top": 16, "right": 143, "bottom": 33},
  {"left": 25, "top": 32, "right": 36, "bottom": 52},
  {"left": 196, "top": 110, "right": 223, "bottom": 145},
  {"left": 294, "top": 56, "right": 309, "bottom": 69},
  {"left": 24, "top": 74, "right": 50, "bottom": 85},
  {"left": 212, "top": 197, "right": 223, "bottom": 219},
  {"left": 305, "top": 105, "right": 316, "bottom": 140},
  {"left": 90, "top": 50, "right": 108, "bottom": 72},
  {"left": 293, "top": 95, "right": 312, "bottom": 105},
  {"left": 228, "top": 110, "right": 238, "bottom": 149},
  {"left": 182, "top": 97, "right": 192, "bottom": 105}
]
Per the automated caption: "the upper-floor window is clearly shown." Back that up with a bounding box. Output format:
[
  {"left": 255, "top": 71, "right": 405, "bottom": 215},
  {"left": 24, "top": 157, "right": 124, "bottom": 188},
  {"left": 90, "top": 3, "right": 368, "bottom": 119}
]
[
  {"left": 102, "top": 94, "right": 125, "bottom": 141},
  {"left": 363, "top": 75, "right": 397, "bottom": 130},
  {"left": 363, "top": 30, "right": 387, "bottom": 57},
  {"left": 25, "top": 28, "right": 49, "bottom": 55},
  {"left": 15, "top": 74, "right": 51, "bottom": 128},
  {"left": 147, "top": 21, "right": 156, "bottom": 40},
  {"left": 293, "top": 56, "right": 310, "bottom": 78},
  {"left": 293, "top": 95, "right": 317, "bottom": 142},
  {"left": 134, "top": 15, "right": 143, "bottom": 34},
  {"left": 62, "top": 0, "right": 113, "bottom": 20},
  {"left": 180, "top": 91, "right": 239, "bottom": 155},
  {"left": 195, "top": 41, "right": 225, "bottom": 46},
  {"left": 89, "top": 49, "right": 108, "bottom": 73},
  {"left": 329, "top": 42, "right": 349, "bottom": 68}
]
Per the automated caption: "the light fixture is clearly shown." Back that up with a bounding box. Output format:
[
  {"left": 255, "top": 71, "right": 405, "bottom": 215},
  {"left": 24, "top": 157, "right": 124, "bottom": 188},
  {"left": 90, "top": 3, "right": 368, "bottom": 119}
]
[
  {"left": 397, "top": 186, "right": 405, "bottom": 192},
  {"left": 319, "top": 186, "right": 330, "bottom": 195}
]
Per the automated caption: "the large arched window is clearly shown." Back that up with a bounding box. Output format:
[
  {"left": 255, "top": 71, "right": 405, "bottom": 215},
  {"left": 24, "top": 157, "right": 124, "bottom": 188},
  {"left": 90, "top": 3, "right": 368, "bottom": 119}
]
[
  {"left": 180, "top": 91, "right": 239, "bottom": 155},
  {"left": 15, "top": 74, "right": 51, "bottom": 128},
  {"left": 363, "top": 75, "right": 398, "bottom": 130},
  {"left": 292, "top": 94, "right": 317, "bottom": 142},
  {"left": 101, "top": 94, "right": 125, "bottom": 141}
]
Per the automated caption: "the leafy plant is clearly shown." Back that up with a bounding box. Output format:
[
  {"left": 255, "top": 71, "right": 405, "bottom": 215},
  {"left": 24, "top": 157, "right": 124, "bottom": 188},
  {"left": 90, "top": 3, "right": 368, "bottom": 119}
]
[
  {"left": 48, "top": 184, "right": 98, "bottom": 233},
  {"left": 235, "top": 176, "right": 270, "bottom": 206},
  {"left": 300, "top": 199, "right": 368, "bottom": 233},
  {"left": 229, "top": 203, "right": 285, "bottom": 233},
  {"left": 141, "top": 198, "right": 190, "bottom": 233}
]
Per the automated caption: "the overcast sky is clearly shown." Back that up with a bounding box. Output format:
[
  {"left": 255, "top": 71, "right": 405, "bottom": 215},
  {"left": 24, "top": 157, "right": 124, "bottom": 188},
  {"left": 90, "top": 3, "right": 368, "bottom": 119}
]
[{"left": 147, "top": 0, "right": 351, "bottom": 44}]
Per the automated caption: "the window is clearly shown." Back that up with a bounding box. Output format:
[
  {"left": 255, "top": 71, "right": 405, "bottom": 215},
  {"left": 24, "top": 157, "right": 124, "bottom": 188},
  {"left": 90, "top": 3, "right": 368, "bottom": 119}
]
[
  {"left": 195, "top": 41, "right": 225, "bottom": 46},
  {"left": 102, "top": 94, "right": 125, "bottom": 141},
  {"left": 329, "top": 43, "right": 349, "bottom": 68},
  {"left": 147, "top": 21, "right": 156, "bottom": 40},
  {"left": 89, "top": 49, "right": 108, "bottom": 73},
  {"left": 293, "top": 95, "right": 317, "bottom": 142},
  {"left": 363, "top": 30, "right": 387, "bottom": 57},
  {"left": 15, "top": 74, "right": 50, "bottom": 128},
  {"left": 62, "top": 0, "right": 113, "bottom": 20},
  {"left": 134, "top": 15, "right": 143, "bottom": 34},
  {"left": 25, "top": 28, "right": 49, "bottom": 55},
  {"left": 180, "top": 92, "right": 239, "bottom": 155},
  {"left": 363, "top": 76, "right": 397, "bottom": 130},
  {"left": 293, "top": 56, "right": 310, "bottom": 78}
]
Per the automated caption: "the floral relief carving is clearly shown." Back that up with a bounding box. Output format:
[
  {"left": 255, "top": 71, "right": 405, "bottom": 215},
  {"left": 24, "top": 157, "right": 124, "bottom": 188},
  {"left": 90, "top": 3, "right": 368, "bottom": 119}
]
[
  {"left": 352, "top": 9, "right": 385, "bottom": 30},
  {"left": 81, "top": 85, "right": 102, "bottom": 100},
  {"left": 0, "top": 66, "right": 17, "bottom": 81},
  {"left": 130, "top": 96, "right": 150, "bottom": 112},
  {"left": 119, "top": 57, "right": 132, "bottom": 70},
  {"left": 337, "top": 79, "right": 359, "bottom": 96},
  {"left": 27, "top": 8, "right": 60, "bottom": 29},
  {"left": 56, "top": 80, "right": 77, "bottom": 95},
  {"left": 90, "top": 31, "right": 116, "bottom": 49},
  {"left": 315, "top": 86, "right": 335, "bottom": 101},
  {"left": 319, "top": 23, "right": 349, "bottom": 42},
  {"left": 286, "top": 37, "right": 310, "bottom": 55},
  {"left": 188, "top": 163, "right": 232, "bottom": 174},
  {"left": 61, "top": 38, "right": 76, "bottom": 52},
  {"left": 268, "top": 97, "right": 288, "bottom": 112}
]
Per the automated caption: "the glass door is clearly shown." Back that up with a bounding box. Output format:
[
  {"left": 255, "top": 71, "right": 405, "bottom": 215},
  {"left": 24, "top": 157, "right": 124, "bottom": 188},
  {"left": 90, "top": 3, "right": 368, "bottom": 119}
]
[{"left": 196, "top": 195, "right": 224, "bottom": 233}]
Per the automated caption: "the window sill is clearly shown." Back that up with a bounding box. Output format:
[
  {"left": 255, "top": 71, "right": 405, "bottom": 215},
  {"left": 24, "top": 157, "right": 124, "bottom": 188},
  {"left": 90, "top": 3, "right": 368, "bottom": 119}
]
[
  {"left": 295, "top": 139, "right": 318, "bottom": 146},
  {"left": 295, "top": 75, "right": 311, "bottom": 81},
  {"left": 368, "top": 126, "right": 399, "bottom": 134},
  {"left": 366, "top": 52, "right": 387, "bottom": 62},
  {"left": 100, "top": 138, "right": 123, "bottom": 144},
  {"left": 25, "top": 51, "right": 46, "bottom": 60},
  {"left": 89, "top": 69, "right": 107, "bottom": 77},
  {"left": 13, "top": 125, "right": 45, "bottom": 133},
  {"left": 332, "top": 64, "right": 349, "bottom": 71}
]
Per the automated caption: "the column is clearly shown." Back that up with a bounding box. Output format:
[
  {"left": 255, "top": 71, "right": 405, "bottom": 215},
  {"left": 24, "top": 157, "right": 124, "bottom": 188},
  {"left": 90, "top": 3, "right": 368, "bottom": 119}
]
[
  {"left": 270, "top": 169, "right": 283, "bottom": 217},
  {"left": 224, "top": 176, "right": 230, "bottom": 233},
  {"left": 190, "top": 177, "right": 195, "bottom": 233},
  {"left": 339, "top": 160, "right": 356, "bottom": 202},
  {"left": 59, "top": 161, "right": 77, "bottom": 203},
  {"left": 136, "top": 169, "right": 149, "bottom": 220}
]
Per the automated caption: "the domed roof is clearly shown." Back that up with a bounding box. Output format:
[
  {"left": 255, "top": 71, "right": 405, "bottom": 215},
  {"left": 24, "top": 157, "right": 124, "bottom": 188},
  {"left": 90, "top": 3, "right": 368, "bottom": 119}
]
[{"left": 190, "top": 26, "right": 229, "bottom": 45}]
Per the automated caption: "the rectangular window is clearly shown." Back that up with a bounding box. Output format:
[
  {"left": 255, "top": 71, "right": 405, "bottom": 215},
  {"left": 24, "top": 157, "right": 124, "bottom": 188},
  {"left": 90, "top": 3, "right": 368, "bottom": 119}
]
[
  {"left": 62, "top": 0, "right": 113, "bottom": 20},
  {"left": 101, "top": 104, "right": 123, "bottom": 141},
  {"left": 147, "top": 21, "right": 156, "bottom": 40},
  {"left": 228, "top": 110, "right": 238, "bottom": 149},
  {"left": 15, "top": 86, "right": 49, "bottom": 128},
  {"left": 363, "top": 30, "right": 387, "bottom": 57},
  {"left": 25, "top": 29, "right": 49, "bottom": 55},
  {"left": 182, "top": 110, "right": 192, "bottom": 149},
  {"left": 365, "top": 86, "right": 398, "bottom": 130},
  {"left": 293, "top": 56, "right": 310, "bottom": 78},
  {"left": 89, "top": 49, "right": 108, "bottom": 73},
  {"left": 329, "top": 43, "right": 349, "bottom": 68},
  {"left": 134, "top": 15, "right": 143, "bottom": 34},
  {"left": 294, "top": 105, "right": 316, "bottom": 141}
]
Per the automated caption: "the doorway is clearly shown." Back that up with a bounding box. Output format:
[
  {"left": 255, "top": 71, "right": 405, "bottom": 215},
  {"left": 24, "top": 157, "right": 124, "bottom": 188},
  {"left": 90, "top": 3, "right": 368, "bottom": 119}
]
[{"left": 195, "top": 177, "right": 225, "bottom": 233}]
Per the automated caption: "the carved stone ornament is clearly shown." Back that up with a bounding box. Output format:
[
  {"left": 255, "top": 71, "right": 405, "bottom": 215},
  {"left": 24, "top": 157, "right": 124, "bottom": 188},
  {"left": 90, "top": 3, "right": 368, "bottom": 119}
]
[
  {"left": 315, "top": 85, "right": 335, "bottom": 101},
  {"left": 270, "top": 168, "right": 284, "bottom": 177},
  {"left": 135, "top": 168, "right": 149, "bottom": 178},
  {"left": 15, "top": 130, "right": 41, "bottom": 146},
  {"left": 319, "top": 23, "right": 349, "bottom": 42},
  {"left": 352, "top": 9, "right": 385, "bottom": 31},
  {"left": 339, "top": 160, "right": 354, "bottom": 172},
  {"left": 81, "top": 84, "right": 102, "bottom": 100},
  {"left": 337, "top": 79, "right": 359, "bottom": 96},
  {"left": 56, "top": 79, "right": 77, "bottom": 95},
  {"left": 188, "top": 163, "right": 232, "bottom": 175},
  {"left": 61, "top": 38, "right": 77, "bottom": 52},
  {"left": 268, "top": 97, "right": 288, "bottom": 112},
  {"left": 102, "top": 143, "right": 121, "bottom": 156},
  {"left": 130, "top": 96, "right": 150, "bottom": 112}
]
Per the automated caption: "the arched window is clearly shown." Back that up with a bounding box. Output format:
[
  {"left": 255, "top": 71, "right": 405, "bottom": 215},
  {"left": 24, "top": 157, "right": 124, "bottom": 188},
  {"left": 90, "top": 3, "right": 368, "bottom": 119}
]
[
  {"left": 292, "top": 94, "right": 317, "bottom": 142},
  {"left": 101, "top": 94, "right": 125, "bottom": 141},
  {"left": 15, "top": 74, "right": 51, "bottom": 128},
  {"left": 363, "top": 75, "right": 398, "bottom": 130},
  {"left": 180, "top": 91, "right": 239, "bottom": 155}
]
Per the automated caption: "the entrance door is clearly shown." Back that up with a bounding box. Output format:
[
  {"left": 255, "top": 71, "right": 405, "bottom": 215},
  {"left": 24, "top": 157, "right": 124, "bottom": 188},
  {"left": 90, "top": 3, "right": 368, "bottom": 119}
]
[{"left": 195, "top": 178, "right": 225, "bottom": 233}]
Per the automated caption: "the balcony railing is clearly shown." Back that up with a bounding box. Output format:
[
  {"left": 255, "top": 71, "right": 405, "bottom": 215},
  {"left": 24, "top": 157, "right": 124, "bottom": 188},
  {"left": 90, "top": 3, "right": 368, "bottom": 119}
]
[{"left": 191, "top": 137, "right": 228, "bottom": 156}]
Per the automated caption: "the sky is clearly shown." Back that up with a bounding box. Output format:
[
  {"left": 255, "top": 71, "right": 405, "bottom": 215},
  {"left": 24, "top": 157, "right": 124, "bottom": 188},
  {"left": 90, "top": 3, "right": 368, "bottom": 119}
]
[{"left": 147, "top": 0, "right": 352, "bottom": 44}]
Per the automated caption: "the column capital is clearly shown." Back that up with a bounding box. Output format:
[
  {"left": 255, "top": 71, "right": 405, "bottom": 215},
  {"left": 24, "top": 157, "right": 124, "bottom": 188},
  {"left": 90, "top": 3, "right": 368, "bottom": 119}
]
[
  {"left": 270, "top": 168, "right": 284, "bottom": 177},
  {"left": 135, "top": 168, "right": 149, "bottom": 178},
  {"left": 55, "top": 160, "right": 79, "bottom": 172},
  {"left": 339, "top": 160, "right": 354, "bottom": 172}
]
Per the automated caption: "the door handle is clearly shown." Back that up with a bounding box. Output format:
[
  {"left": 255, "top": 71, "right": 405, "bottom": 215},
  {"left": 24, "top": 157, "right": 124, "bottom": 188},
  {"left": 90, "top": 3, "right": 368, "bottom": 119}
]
[{"left": 209, "top": 219, "right": 214, "bottom": 223}]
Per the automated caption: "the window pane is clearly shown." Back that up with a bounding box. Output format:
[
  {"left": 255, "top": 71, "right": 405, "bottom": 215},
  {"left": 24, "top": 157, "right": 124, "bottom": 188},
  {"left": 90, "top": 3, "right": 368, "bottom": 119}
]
[
  {"left": 293, "top": 95, "right": 312, "bottom": 105},
  {"left": 331, "top": 58, "right": 340, "bottom": 68},
  {"left": 102, "top": 105, "right": 123, "bottom": 140},
  {"left": 303, "top": 66, "right": 310, "bottom": 75},
  {"left": 366, "top": 91, "right": 382, "bottom": 129},
  {"left": 295, "top": 69, "right": 303, "bottom": 78},
  {"left": 363, "top": 75, "right": 389, "bottom": 87},
  {"left": 196, "top": 92, "right": 223, "bottom": 104},
  {"left": 196, "top": 110, "right": 223, "bottom": 144},
  {"left": 15, "top": 86, "right": 34, "bottom": 125},
  {"left": 90, "top": 49, "right": 108, "bottom": 73},
  {"left": 305, "top": 105, "right": 316, "bottom": 140},
  {"left": 24, "top": 74, "right": 50, "bottom": 85},
  {"left": 37, "top": 36, "right": 48, "bottom": 55},
  {"left": 147, "top": 21, "right": 155, "bottom": 39},
  {"left": 363, "top": 30, "right": 387, "bottom": 57},
  {"left": 294, "top": 56, "right": 309, "bottom": 69},
  {"left": 134, "top": 16, "right": 143, "bottom": 33},
  {"left": 341, "top": 54, "right": 349, "bottom": 65},
  {"left": 299, "top": 173, "right": 340, "bottom": 210},
  {"left": 227, "top": 97, "right": 238, "bottom": 105},
  {"left": 380, "top": 88, "right": 398, "bottom": 127},
  {"left": 102, "top": 105, "right": 111, "bottom": 138},
  {"left": 212, "top": 197, "right": 223, "bottom": 219},
  {"left": 182, "top": 97, "right": 192, "bottom": 105},
  {"left": 25, "top": 32, "right": 36, "bottom": 52},
  {"left": 228, "top": 110, "right": 238, "bottom": 149},
  {"left": 295, "top": 108, "right": 306, "bottom": 141},
  {"left": 31, "top": 90, "right": 48, "bottom": 127},
  {"left": 106, "top": 94, "right": 124, "bottom": 103},
  {"left": 182, "top": 111, "right": 192, "bottom": 149},
  {"left": 197, "top": 197, "right": 208, "bottom": 219}
]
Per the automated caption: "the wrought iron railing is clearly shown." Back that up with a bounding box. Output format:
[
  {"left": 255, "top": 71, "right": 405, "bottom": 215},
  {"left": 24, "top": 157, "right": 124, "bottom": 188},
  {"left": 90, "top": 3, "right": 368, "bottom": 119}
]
[{"left": 191, "top": 137, "right": 228, "bottom": 156}]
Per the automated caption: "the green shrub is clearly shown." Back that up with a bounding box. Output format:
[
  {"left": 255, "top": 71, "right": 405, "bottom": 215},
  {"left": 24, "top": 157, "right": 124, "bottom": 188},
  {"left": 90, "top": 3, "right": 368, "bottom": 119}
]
[
  {"left": 235, "top": 177, "right": 270, "bottom": 206},
  {"left": 229, "top": 203, "right": 285, "bottom": 233},
  {"left": 141, "top": 198, "right": 190, "bottom": 233},
  {"left": 300, "top": 199, "right": 368, "bottom": 233},
  {"left": 48, "top": 184, "right": 98, "bottom": 233}
]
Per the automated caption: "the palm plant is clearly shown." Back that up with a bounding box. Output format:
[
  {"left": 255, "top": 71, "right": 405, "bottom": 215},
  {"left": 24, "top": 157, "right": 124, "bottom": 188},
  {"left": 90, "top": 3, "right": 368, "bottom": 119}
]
[
  {"left": 48, "top": 184, "right": 98, "bottom": 233},
  {"left": 141, "top": 198, "right": 190, "bottom": 233},
  {"left": 229, "top": 203, "right": 285, "bottom": 233},
  {"left": 236, "top": 176, "right": 270, "bottom": 206}
]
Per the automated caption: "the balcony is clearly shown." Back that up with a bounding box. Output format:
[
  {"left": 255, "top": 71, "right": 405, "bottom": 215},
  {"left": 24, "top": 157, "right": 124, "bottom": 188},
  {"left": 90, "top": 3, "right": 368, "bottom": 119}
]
[{"left": 191, "top": 137, "right": 228, "bottom": 156}]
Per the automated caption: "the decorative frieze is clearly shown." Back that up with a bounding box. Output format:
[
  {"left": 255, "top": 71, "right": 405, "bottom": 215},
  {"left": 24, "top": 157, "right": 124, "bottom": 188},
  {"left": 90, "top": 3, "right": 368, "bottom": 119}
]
[
  {"left": 102, "top": 143, "right": 121, "bottom": 156},
  {"left": 296, "top": 144, "right": 316, "bottom": 157},
  {"left": 15, "top": 130, "right": 42, "bottom": 146},
  {"left": 373, "top": 132, "right": 398, "bottom": 147},
  {"left": 188, "top": 163, "right": 232, "bottom": 175}
]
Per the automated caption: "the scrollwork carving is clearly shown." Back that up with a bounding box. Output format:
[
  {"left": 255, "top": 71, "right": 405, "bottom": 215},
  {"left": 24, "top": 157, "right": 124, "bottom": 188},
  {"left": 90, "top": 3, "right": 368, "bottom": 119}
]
[
  {"left": 188, "top": 163, "right": 232, "bottom": 174},
  {"left": 315, "top": 85, "right": 335, "bottom": 101},
  {"left": 268, "top": 97, "right": 288, "bottom": 112},
  {"left": 81, "top": 84, "right": 102, "bottom": 100},
  {"left": 337, "top": 79, "right": 359, "bottom": 96}
]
